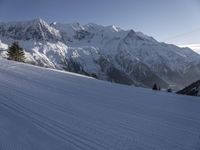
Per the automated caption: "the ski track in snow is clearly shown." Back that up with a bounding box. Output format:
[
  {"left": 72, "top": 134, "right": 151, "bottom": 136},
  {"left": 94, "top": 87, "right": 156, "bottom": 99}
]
[{"left": 0, "top": 59, "right": 200, "bottom": 150}]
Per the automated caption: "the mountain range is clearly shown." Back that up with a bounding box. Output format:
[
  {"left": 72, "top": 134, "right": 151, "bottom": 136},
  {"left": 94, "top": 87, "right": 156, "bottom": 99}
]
[{"left": 0, "top": 18, "right": 200, "bottom": 89}]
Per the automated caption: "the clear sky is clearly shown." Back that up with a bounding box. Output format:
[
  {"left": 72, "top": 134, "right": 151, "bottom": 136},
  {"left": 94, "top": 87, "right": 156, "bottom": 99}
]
[{"left": 0, "top": 0, "right": 200, "bottom": 52}]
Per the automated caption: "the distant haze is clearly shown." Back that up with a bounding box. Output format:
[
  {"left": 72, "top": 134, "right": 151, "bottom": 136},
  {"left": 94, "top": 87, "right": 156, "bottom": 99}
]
[{"left": 179, "top": 44, "right": 200, "bottom": 54}]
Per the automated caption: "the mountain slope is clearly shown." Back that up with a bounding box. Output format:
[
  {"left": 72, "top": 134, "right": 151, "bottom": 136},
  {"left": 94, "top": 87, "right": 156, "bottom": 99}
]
[
  {"left": 0, "top": 18, "right": 61, "bottom": 41},
  {"left": 177, "top": 80, "right": 200, "bottom": 96},
  {"left": 1, "top": 18, "right": 200, "bottom": 89},
  {"left": 52, "top": 22, "right": 200, "bottom": 88},
  {"left": 0, "top": 59, "right": 200, "bottom": 150}
]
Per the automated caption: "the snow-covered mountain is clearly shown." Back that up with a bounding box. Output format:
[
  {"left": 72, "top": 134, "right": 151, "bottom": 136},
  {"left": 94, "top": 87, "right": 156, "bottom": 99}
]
[
  {"left": 0, "top": 59, "right": 200, "bottom": 150},
  {"left": 0, "top": 18, "right": 61, "bottom": 41},
  {"left": 0, "top": 18, "right": 200, "bottom": 89}
]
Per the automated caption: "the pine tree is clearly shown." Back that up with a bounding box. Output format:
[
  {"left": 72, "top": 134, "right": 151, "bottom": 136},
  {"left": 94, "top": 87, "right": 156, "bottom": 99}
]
[
  {"left": 7, "top": 42, "right": 25, "bottom": 62},
  {"left": 152, "top": 83, "right": 158, "bottom": 90},
  {"left": 167, "top": 88, "right": 172, "bottom": 92}
]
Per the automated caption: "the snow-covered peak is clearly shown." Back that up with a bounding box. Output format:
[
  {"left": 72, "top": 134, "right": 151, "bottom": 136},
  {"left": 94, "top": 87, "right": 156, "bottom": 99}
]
[
  {"left": 106, "top": 25, "right": 121, "bottom": 32},
  {"left": 71, "top": 22, "right": 85, "bottom": 31},
  {"left": 84, "top": 23, "right": 104, "bottom": 32},
  {"left": 52, "top": 22, "right": 123, "bottom": 35},
  {"left": 34, "top": 18, "right": 61, "bottom": 37},
  {"left": 125, "top": 29, "right": 137, "bottom": 37},
  {"left": 136, "top": 32, "right": 157, "bottom": 42},
  {"left": 52, "top": 22, "right": 85, "bottom": 32},
  {"left": 125, "top": 29, "right": 155, "bottom": 41},
  {"left": 0, "top": 18, "right": 61, "bottom": 41},
  {"left": 51, "top": 21, "right": 57, "bottom": 26},
  {"left": 85, "top": 23, "right": 103, "bottom": 28},
  {"left": 32, "top": 17, "right": 45, "bottom": 24}
]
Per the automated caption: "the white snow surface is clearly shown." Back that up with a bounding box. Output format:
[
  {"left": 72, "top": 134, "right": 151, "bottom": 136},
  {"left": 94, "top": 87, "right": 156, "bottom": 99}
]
[
  {"left": 0, "top": 40, "right": 8, "bottom": 50},
  {"left": 0, "top": 59, "right": 200, "bottom": 150}
]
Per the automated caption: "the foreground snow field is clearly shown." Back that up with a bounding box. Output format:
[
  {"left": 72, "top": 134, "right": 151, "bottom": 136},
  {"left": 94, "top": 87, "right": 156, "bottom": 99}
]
[{"left": 0, "top": 59, "right": 200, "bottom": 150}]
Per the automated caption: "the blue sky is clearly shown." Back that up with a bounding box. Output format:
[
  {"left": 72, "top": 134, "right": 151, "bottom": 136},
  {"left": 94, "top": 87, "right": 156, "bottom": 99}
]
[{"left": 0, "top": 0, "right": 200, "bottom": 51}]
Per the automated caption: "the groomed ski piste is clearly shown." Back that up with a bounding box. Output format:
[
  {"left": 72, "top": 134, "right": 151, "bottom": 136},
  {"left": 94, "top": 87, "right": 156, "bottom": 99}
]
[{"left": 0, "top": 58, "right": 200, "bottom": 150}]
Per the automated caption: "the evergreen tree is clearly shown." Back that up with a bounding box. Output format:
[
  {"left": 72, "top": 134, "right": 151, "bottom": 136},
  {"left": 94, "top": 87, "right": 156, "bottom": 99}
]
[
  {"left": 7, "top": 42, "right": 25, "bottom": 62},
  {"left": 167, "top": 88, "right": 172, "bottom": 92},
  {"left": 152, "top": 83, "right": 158, "bottom": 90}
]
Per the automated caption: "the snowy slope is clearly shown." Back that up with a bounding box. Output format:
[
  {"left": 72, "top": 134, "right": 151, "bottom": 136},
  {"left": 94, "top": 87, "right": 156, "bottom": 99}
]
[
  {"left": 1, "top": 18, "right": 200, "bottom": 89},
  {"left": 0, "top": 59, "right": 200, "bottom": 150}
]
